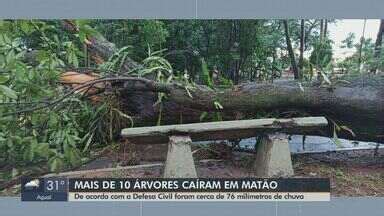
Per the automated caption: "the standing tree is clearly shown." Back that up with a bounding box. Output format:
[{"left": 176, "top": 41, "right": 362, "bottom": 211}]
[
  {"left": 323, "top": 19, "right": 328, "bottom": 38},
  {"left": 283, "top": 20, "right": 300, "bottom": 79},
  {"left": 299, "top": 19, "right": 305, "bottom": 71},
  {"left": 320, "top": 19, "right": 324, "bottom": 42},
  {"left": 371, "top": 19, "right": 384, "bottom": 73},
  {"left": 358, "top": 19, "right": 367, "bottom": 73}
]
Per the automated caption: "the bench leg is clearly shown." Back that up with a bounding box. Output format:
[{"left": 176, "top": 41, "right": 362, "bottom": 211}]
[
  {"left": 253, "top": 133, "right": 294, "bottom": 177},
  {"left": 163, "top": 135, "right": 197, "bottom": 178}
]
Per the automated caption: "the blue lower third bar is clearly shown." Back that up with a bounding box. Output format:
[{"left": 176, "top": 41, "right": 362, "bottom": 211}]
[{"left": 21, "top": 192, "right": 68, "bottom": 201}]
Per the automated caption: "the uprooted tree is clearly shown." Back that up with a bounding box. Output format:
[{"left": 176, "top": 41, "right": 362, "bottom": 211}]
[{"left": 58, "top": 20, "right": 384, "bottom": 143}]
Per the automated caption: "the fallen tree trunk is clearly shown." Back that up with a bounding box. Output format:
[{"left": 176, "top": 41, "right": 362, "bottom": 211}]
[
  {"left": 61, "top": 70, "right": 384, "bottom": 143},
  {"left": 61, "top": 20, "right": 142, "bottom": 73},
  {"left": 122, "top": 76, "right": 384, "bottom": 143}
]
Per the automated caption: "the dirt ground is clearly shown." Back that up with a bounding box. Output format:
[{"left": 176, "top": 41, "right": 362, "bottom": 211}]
[
  {"left": 1, "top": 143, "right": 383, "bottom": 197},
  {"left": 293, "top": 153, "right": 384, "bottom": 196}
]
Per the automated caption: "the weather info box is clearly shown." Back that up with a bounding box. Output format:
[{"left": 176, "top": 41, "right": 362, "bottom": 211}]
[{"left": 21, "top": 178, "right": 330, "bottom": 202}]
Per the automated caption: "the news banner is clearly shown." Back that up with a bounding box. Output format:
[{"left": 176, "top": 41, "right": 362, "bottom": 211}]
[{"left": 20, "top": 178, "right": 330, "bottom": 202}]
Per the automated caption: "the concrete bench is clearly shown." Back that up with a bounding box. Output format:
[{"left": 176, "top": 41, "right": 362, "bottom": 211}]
[{"left": 121, "top": 117, "right": 328, "bottom": 178}]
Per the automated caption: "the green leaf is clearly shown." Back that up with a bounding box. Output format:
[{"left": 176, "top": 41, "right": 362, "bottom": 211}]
[
  {"left": 333, "top": 125, "right": 342, "bottom": 147},
  {"left": 184, "top": 86, "right": 193, "bottom": 98},
  {"left": 200, "top": 58, "right": 213, "bottom": 88},
  {"left": 48, "top": 113, "right": 59, "bottom": 127},
  {"left": 48, "top": 156, "right": 64, "bottom": 173},
  {"left": 19, "top": 21, "right": 33, "bottom": 34},
  {"left": 64, "top": 147, "right": 81, "bottom": 167},
  {"left": 214, "top": 112, "right": 223, "bottom": 121},
  {"left": 214, "top": 101, "right": 223, "bottom": 110},
  {"left": 23, "top": 147, "right": 34, "bottom": 162},
  {"left": 320, "top": 71, "right": 331, "bottom": 85},
  {"left": 0, "top": 84, "right": 17, "bottom": 99},
  {"left": 0, "top": 75, "right": 9, "bottom": 84},
  {"left": 199, "top": 112, "right": 208, "bottom": 122},
  {"left": 23, "top": 140, "right": 38, "bottom": 162},
  {"left": 35, "top": 143, "right": 52, "bottom": 159},
  {"left": 11, "top": 168, "right": 20, "bottom": 178},
  {"left": 112, "top": 108, "right": 134, "bottom": 127},
  {"left": 82, "top": 132, "right": 94, "bottom": 153}
]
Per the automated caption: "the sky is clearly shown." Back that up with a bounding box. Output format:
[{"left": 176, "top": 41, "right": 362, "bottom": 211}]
[{"left": 328, "top": 19, "right": 380, "bottom": 60}]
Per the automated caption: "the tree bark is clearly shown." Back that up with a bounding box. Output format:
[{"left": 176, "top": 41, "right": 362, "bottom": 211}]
[
  {"left": 283, "top": 20, "right": 300, "bottom": 79},
  {"left": 299, "top": 19, "right": 305, "bottom": 71},
  {"left": 150, "top": 77, "right": 384, "bottom": 143},
  {"left": 320, "top": 19, "right": 324, "bottom": 42},
  {"left": 323, "top": 19, "right": 328, "bottom": 39}
]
